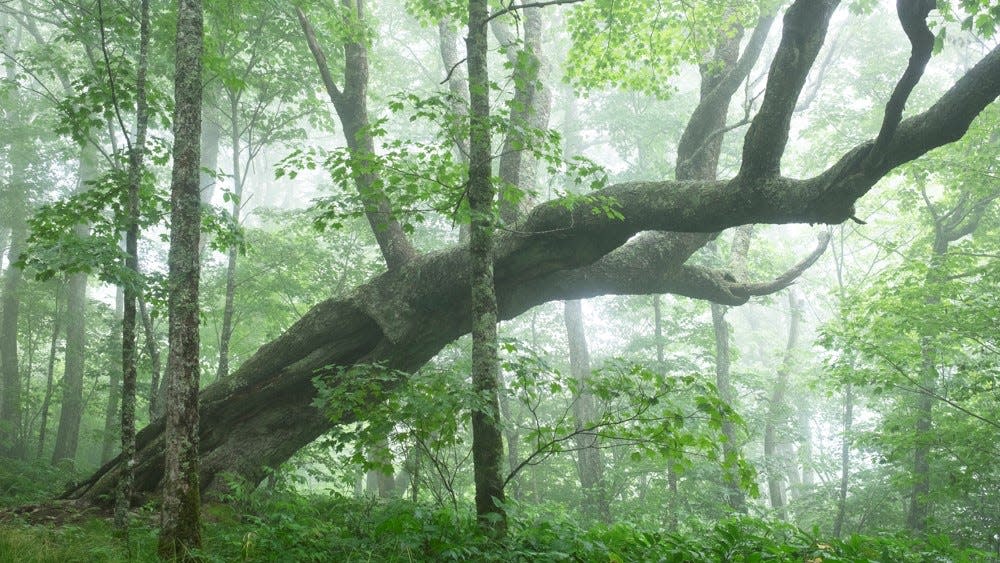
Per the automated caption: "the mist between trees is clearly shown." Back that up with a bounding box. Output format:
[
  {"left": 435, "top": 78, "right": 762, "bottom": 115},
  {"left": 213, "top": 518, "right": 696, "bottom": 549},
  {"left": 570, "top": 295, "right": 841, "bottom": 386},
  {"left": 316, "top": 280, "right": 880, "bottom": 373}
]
[{"left": 1, "top": 0, "right": 999, "bottom": 560}]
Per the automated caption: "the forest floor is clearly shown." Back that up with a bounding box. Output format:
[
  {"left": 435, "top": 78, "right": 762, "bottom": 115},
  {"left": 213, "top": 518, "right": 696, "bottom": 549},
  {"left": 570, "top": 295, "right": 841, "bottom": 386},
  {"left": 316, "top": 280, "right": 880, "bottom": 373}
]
[{"left": 0, "top": 460, "right": 992, "bottom": 562}]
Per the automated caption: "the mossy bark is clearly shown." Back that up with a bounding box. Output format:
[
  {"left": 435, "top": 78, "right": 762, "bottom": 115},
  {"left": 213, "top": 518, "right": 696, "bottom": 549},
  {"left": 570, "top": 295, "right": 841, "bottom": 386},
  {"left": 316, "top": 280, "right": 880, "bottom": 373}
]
[
  {"left": 59, "top": 9, "right": 1000, "bottom": 508},
  {"left": 158, "top": 0, "right": 204, "bottom": 557},
  {"left": 467, "top": 0, "right": 506, "bottom": 535}
]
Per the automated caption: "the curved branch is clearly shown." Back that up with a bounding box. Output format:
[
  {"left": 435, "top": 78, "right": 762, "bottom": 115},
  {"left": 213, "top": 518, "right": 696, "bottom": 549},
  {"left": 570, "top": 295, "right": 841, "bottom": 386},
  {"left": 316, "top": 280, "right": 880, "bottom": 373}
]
[
  {"left": 863, "top": 0, "right": 935, "bottom": 170},
  {"left": 739, "top": 0, "right": 839, "bottom": 180}
]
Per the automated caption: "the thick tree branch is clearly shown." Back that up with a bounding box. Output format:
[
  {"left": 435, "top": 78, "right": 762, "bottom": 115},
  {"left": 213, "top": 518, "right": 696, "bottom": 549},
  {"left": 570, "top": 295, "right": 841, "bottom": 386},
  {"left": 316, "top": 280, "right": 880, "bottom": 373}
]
[
  {"left": 863, "top": 0, "right": 935, "bottom": 170},
  {"left": 527, "top": 230, "right": 830, "bottom": 306},
  {"left": 296, "top": 3, "right": 417, "bottom": 269},
  {"left": 739, "top": 0, "right": 839, "bottom": 180},
  {"left": 295, "top": 6, "right": 343, "bottom": 104},
  {"left": 62, "top": 8, "right": 1000, "bottom": 505}
]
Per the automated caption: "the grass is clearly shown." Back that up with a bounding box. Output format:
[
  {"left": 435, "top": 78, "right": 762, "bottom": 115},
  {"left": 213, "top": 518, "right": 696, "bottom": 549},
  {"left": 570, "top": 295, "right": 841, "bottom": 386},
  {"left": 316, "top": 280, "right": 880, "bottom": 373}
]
[{"left": 0, "top": 488, "right": 993, "bottom": 562}]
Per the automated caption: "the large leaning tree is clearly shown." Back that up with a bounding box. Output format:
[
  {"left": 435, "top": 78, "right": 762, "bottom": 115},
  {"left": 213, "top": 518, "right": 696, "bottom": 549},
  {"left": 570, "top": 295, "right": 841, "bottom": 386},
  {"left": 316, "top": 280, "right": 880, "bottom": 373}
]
[{"left": 60, "top": 0, "right": 1000, "bottom": 507}]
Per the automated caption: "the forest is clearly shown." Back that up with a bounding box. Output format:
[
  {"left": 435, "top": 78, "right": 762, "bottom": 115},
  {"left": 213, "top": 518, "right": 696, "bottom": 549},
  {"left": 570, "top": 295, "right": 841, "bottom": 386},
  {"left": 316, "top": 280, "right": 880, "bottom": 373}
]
[{"left": 0, "top": 0, "right": 998, "bottom": 560}]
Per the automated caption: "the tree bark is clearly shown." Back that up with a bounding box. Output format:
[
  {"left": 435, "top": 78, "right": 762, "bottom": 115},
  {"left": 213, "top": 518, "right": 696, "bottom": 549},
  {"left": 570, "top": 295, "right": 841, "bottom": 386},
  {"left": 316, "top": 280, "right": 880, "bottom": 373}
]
[
  {"left": 797, "top": 402, "right": 814, "bottom": 488},
  {"left": 51, "top": 148, "right": 98, "bottom": 466},
  {"left": 58, "top": 2, "right": 1000, "bottom": 507},
  {"left": 711, "top": 303, "right": 745, "bottom": 512},
  {"left": 833, "top": 383, "right": 853, "bottom": 537},
  {"left": 0, "top": 218, "right": 26, "bottom": 459},
  {"left": 141, "top": 298, "right": 164, "bottom": 420},
  {"left": 296, "top": 1, "right": 416, "bottom": 271},
  {"left": 467, "top": 0, "right": 506, "bottom": 535},
  {"left": 158, "top": 0, "right": 204, "bottom": 557},
  {"left": 564, "top": 299, "right": 610, "bottom": 522},
  {"left": 117, "top": 0, "right": 151, "bottom": 534},
  {"left": 763, "top": 290, "right": 800, "bottom": 520},
  {"left": 36, "top": 286, "right": 62, "bottom": 459},
  {"left": 101, "top": 288, "right": 124, "bottom": 464},
  {"left": 654, "top": 295, "right": 680, "bottom": 530},
  {"left": 216, "top": 92, "right": 242, "bottom": 381},
  {"left": 493, "top": 6, "right": 549, "bottom": 225}
]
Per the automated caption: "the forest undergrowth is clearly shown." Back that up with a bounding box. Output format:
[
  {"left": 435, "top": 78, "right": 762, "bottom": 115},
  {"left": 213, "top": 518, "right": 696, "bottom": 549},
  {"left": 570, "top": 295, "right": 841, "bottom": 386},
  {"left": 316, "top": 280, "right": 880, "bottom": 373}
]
[{"left": 0, "top": 460, "right": 989, "bottom": 563}]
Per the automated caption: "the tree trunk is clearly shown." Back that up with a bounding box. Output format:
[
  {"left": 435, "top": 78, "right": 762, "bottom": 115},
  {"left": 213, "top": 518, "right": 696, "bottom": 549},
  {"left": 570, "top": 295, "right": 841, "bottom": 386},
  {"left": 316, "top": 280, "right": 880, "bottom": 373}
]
[
  {"left": 365, "top": 438, "right": 394, "bottom": 498},
  {"left": 216, "top": 93, "right": 242, "bottom": 381},
  {"left": 564, "top": 299, "right": 610, "bottom": 523},
  {"left": 833, "top": 383, "right": 853, "bottom": 537},
  {"left": 764, "top": 290, "right": 800, "bottom": 520},
  {"left": 295, "top": 2, "right": 416, "bottom": 271},
  {"left": 57, "top": 11, "right": 1000, "bottom": 507},
  {"left": 117, "top": 0, "right": 151, "bottom": 533},
  {"left": 100, "top": 288, "right": 124, "bottom": 464},
  {"left": 51, "top": 146, "right": 98, "bottom": 466},
  {"left": 494, "top": 5, "right": 548, "bottom": 225},
  {"left": 654, "top": 295, "right": 680, "bottom": 530},
  {"left": 907, "top": 234, "right": 950, "bottom": 532},
  {"left": 0, "top": 39, "right": 29, "bottom": 455},
  {"left": 36, "top": 286, "right": 62, "bottom": 459},
  {"left": 797, "top": 402, "right": 814, "bottom": 487},
  {"left": 497, "top": 373, "right": 521, "bottom": 500},
  {"left": 0, "top": 220, "right": 26, "bottom": 459},
  {"left": 158, "top": 0, "right": 204, "bottom": 557},
  {"left": 437, "top": 21, "right": 471, "bottom": 243},
  {"left": 199, "top": 113, "right": 221, "bottom": 205},
  {"left": 141, "top": 298, "right": 163, "bottom": 420},
  {"left": 711, "top": 304, "right": 745, "bottom": 512},
  {"left": 467, "top": 0, "right": 506, "bottom": 535}
]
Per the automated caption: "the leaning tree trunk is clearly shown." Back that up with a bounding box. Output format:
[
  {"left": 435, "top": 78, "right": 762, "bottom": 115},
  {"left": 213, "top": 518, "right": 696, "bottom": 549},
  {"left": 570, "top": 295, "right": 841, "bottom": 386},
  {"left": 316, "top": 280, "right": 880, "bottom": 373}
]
[{"left": 58, "top": 2, "right": 1000, "bottom": 507}]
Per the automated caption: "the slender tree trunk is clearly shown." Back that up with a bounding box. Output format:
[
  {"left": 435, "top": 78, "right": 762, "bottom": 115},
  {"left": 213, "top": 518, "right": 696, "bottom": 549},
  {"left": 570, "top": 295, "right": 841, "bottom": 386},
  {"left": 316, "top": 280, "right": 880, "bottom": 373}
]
[
  {"left": 101, "top": 289, "right": 124, "bottom": 464},
  {"left": 673, "top": 15, "right": 769, "bottom": 514},
  {"left": 0, "top": 219, "right": 26, "bottom": 459},
  {"left": 493, "top": 6, "right": 547, "bottom": 225},
  {"left": 833, "top": 383, "right": 853, "bottom": 537},
  {"left": 117, "top": 0, "right": 151, "bottom": 534},
  {"left": 907, "top": 235, "right": 949, "bottom": 533},
  {"left": 712, "top": 304, "right": 746, "bottom": 512},
  {"left": 497, "top": 375, "right": 521, "bottom": 500},
  {"left": 295, "top": 2, "right": 416, "bottom": 270},
  {"left": 654, "top": 295, "right": 680, "bottom": 530},
  {"left": 216, "top": 93, "right": 242, "bottom": 381},
  {"left": 0, "top": 44, "right": 28, "bottom": 455},
  {"left": 764, "top": 291, "right": 800, "bottom": 521},
  {"left": 437, "top": 21, "right": 471, "bottom": 243},
  {"left": 141, "top": 298, "right": 163, "bottom": 420},
  {"left": 564, "top": 299, "right": 610, "bottom": 523},
  {"left": 365, "top": 438, "right": 394, "bottom": 498},
  {"left": 158, "top": 0, "right": 204, "bottom": 557},
  {"left": 199, "top": 114, "right": 221, "bottom": 205},
  {"left": 36, "top": 286, "right": 62, "bottom": 459},
  {"left": 467, "top": 0, "right": 505, "bottom": 535},
  {"left": 797, "top": 402, "right": 814, "bottom": 487},
  {"left": 51, "top": 149, "right": 98, "bottom": 465}
]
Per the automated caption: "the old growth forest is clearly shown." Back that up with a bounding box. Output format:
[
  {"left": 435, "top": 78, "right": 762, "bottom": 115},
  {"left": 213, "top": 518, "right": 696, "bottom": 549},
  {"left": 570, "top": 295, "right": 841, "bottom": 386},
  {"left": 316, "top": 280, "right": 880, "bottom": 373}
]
[{"left": 1, "top": 0, "right": 999, "bottom": 560}]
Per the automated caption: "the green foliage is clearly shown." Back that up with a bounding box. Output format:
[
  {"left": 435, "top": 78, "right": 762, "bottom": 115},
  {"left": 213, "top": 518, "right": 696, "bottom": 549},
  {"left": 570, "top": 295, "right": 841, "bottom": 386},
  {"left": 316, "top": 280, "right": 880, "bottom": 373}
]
[
  {"left": 18, "top": 165, "right": 165, "bottom": 284},
  {"left": 0, "top": 458, "right": 80, "bottom": 506},
  {"left": 1, "top": 494, "right": 990, "bottom": 562},
  {"left": 276, "top": 90, "right": 609, "bottom": 232},
  {"left": 564, "top": 0, "right": 764, "bottom": 98},
  {"left": 936, "top": 0, "right": 1000, "bottom": 39}
]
